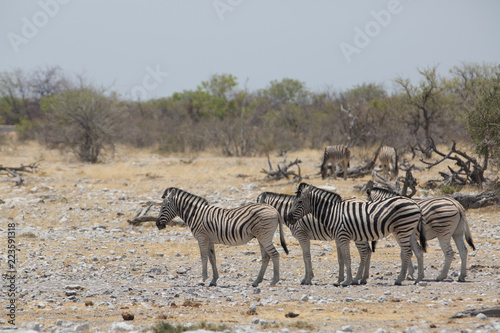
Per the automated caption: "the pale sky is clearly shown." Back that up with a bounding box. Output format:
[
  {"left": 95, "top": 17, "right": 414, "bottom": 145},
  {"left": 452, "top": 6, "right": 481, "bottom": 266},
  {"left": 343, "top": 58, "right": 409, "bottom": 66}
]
[{"left": 1, "top": 0, "right": 499, "bottom": 100}]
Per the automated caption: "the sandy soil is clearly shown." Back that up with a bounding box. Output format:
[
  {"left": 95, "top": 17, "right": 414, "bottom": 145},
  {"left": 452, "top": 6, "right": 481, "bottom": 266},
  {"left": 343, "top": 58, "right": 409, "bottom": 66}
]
[{"left": 1, "top": 141, "right": 499, "bottom": 332}]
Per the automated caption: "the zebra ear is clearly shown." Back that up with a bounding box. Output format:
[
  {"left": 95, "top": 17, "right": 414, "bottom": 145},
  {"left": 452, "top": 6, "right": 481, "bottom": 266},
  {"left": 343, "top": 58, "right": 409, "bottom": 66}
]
[{"left": 162, "top": 187, "right": 175, "bottom": 199}]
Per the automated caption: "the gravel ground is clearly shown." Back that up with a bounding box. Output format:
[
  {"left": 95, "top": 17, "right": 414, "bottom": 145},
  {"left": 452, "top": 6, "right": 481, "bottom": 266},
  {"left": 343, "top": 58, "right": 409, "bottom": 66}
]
[{"left": 1, "top": 143, "right": 500, "bottom": 333}]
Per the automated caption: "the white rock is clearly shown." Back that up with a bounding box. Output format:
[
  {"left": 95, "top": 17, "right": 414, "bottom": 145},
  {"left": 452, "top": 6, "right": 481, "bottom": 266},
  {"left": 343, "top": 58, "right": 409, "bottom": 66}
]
[
  {"left": 476, "top": 313, "right": 487, "bottom": 320},
  {"left": 111, "top": 322, "right": 134, "bottom": 331}
]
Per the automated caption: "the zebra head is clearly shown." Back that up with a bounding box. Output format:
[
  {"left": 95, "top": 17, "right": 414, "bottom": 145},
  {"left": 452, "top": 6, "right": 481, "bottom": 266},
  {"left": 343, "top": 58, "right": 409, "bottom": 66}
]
[
  {"left": 287, "top": 183, "right": 312, "bottom": 224},
  {"left": 156, "top": 187, "right": 178, "bottom": 230},
  {"left": 320, "top": 163, "right": 329, "bottom": 179}
]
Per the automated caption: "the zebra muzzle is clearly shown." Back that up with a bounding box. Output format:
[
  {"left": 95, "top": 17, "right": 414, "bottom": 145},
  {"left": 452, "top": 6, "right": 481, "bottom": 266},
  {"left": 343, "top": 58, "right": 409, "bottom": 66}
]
[{"left": 156, "top": 219, "right": 166, "bottom": 230}]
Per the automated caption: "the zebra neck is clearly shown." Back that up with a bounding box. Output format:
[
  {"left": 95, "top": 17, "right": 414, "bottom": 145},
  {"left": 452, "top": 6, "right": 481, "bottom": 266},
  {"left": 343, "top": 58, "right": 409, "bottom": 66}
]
[
  {"left": 174, "top": 196, "right": 208, "bottom": 227},
  {"left": 310, "top": 192, "right": 340, "bottom": 224}
]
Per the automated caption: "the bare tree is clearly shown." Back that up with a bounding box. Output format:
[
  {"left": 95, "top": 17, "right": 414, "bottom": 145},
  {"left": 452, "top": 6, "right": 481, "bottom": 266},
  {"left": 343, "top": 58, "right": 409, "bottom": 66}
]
[
  {"left": 39, "top": 77, "right": 121, "bottom": 163},
  {"left": 395, "top": 66, "right": 450, "bottom": 152}
]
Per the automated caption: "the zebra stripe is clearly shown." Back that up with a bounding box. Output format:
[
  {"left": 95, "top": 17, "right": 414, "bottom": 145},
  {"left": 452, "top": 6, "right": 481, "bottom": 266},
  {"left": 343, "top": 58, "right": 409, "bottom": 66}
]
[
  {"left": 321, "top": 145, "right": 350, "bottom": 180},
  {"left": 367, "top": 187, "right": 475, "bottom": 282},
  {"left": 288, "top": 183, "right": 426, "bottom": 286},
  {"left": 257, "top": 191, "right": 372, "bottom": 285},
  {"left": 378, "top": 146, "right": 398, "bottom": 180},
  {"left": 156, "top": 187, "right": 288, "bottom": 287}
]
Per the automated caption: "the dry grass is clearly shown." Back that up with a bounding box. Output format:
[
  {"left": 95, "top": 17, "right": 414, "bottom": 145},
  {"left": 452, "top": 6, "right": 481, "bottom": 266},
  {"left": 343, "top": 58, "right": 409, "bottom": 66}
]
[{"left": 1, "top": 140, "right": 499, "bottom": 332}]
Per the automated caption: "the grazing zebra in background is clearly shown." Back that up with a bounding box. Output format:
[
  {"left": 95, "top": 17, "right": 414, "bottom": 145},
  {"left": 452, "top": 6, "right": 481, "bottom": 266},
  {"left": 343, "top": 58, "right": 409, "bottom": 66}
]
[
  {"left": 287, "top": 183, "right": 426, "bottom": 286},
  {"left": 378, "top": 146, "right": 398, "bottom": 180},
  {"left": 156, "top": 187, "right": 289, "bottom": 287},
  {"left": 321, "top": 145, "right": 350, "bottom": 180},
  {"left": 367, "top": 187, "right": 476, "bottom": 282},
  {"left": 257, "top": 191, "right": 372, "bottom": 285}
]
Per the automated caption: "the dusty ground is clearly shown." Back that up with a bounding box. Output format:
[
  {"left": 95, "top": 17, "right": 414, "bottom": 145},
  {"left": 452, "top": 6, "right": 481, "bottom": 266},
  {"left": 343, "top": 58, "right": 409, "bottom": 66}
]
[{"left": 1, "top": 141, "right": 500, "bottom": 332}]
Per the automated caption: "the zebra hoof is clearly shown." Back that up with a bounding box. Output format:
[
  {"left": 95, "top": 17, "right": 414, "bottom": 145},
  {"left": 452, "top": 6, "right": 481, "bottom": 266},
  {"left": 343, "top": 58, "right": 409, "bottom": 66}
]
[
  {"left": 458, "top": 276, "right": 466, "bottom": 282},
  {"left": 394, "top": 280, "right": 402, "bottom": 286},
  {"left": 209, "top": 281, "right": 217, "bottom": 287},
  {"left": 301, "top": 280, "right": 312, "bottom": 285}
]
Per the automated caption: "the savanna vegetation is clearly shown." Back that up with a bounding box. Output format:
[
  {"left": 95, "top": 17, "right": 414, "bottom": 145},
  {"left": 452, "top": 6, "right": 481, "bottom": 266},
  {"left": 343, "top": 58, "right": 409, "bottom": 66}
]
[{"left": 0, "top": 63, "right": 499, "bottom": 168}]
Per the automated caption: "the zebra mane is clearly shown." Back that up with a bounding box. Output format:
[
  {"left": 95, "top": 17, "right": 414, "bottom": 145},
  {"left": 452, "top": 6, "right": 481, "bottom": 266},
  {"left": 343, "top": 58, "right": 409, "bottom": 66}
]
[
  {"left": 368, "top": 187, "right": 399, "bottom": 197},
  {"left": 311, "top": 185, "right": 343, "bottom": 202},
  {"left": 161, "top": 187, "right": 209, "bottom": 205},
  {"left": 295, "top": 182, "right": 309, "bottom": 196},
  {"left": 258, "top": 191, "right": 287, "bottom": 201},
  {"left": 297, "top": 183, "right": 342, "bottom": 202}
]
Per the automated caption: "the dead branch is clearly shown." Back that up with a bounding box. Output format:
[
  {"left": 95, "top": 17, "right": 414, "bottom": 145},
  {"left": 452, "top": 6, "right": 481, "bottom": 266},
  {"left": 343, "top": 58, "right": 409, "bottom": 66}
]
[
  {"left": 128, "top": 203, "right": 186, "bottom": 226},
  {"left": 420, "top": 139, "right": 486, "bottom": 187},
  {"left": 342, "top": 144, "right": 384, "bottom": 180},
  {"left": 261, "top": 151, "right": 302, "bottom": 182},
  {"left": 0, "top": 161, "right": 40, "bottom": 186}
]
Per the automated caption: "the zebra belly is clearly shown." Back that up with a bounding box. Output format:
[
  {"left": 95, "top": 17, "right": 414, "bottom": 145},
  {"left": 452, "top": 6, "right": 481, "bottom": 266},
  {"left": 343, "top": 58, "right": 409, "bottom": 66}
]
[{"left": 210, "top": 234, "right": 255, "bottom": 246}]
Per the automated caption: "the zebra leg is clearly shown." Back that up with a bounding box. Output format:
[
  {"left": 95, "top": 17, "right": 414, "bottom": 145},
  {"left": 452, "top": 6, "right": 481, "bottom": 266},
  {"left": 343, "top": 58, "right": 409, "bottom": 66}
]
[
  {"left": 253, "top": 243, "right": 271, "bottom": 287},
  {"left": 208, "top": 243, "right": 219, "bottom": 287},
  {"left": 395, "top": 245, "right": 412, "bottom": 285},
  {"left": 338, "top": 238, "right": 352, "bottom": 286},
  {"left": 353, "top": 241, "right": 371, "bottom": 285},
  {"left": 298, "top": 238, "right": 314, "bottom": 285},
  {"left": 453, "top": 232, "right": 469, "bottom": 282},
  {"left": 410, "top": 233, "right": 425, "bottom": 283},
  {"left": 342, "top": 161, "right": 347, "bottom": 180},
  {"left": 197, "top": 240, "right": 210, "bottom": 284},
  {"left": 436, "top": 237, "right": 455, "bottom": 281},
  {"left": 407, "top": 257, "right": 415, "bottom": 280},
  {"left": 335, "top": 241, "right": 345, "bottom": 286}
]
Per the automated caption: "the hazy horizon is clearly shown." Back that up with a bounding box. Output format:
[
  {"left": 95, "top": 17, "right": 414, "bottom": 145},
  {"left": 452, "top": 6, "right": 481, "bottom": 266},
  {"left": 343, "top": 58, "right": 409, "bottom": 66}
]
[{"left": 1, "top": 0, "right": 499, "bottom": 100}]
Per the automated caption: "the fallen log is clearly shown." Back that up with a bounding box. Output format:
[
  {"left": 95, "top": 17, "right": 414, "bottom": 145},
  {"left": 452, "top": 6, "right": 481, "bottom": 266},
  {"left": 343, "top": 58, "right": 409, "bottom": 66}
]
[
  {"left": 451, "top": 306, "right": 500, "bottom": 318},
  {"left": 449, "top": 191, "right": 500, "bottom": 210},
  {"left": 127, "top": 203, "right": 185, "bottom": 226},
  {"left": 0, "top": 161, "right": 40, "bottom": 186}
]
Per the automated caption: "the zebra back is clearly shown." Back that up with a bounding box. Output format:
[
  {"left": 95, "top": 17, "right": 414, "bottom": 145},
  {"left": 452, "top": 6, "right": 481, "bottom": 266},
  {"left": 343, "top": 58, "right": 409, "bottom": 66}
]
[{"left": 257, "top": 191, "right": 295, "bottom": 219}]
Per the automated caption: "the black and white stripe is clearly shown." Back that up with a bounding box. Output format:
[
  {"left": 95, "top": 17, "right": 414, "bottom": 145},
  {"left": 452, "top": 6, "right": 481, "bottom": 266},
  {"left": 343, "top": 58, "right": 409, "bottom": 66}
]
[
  {"left": 321, "top": 145, "right": 350, "bottom": 180},
  {"left": 257, "top": 191, "right": 372, "bottom": 285},
  {"left": 287, "top": 183, "right": 426, "bottom": 286},
  {"left": 378, "top": 146, "right": 398, "bottom": 180},
  {"left": 367, "top": 187, "right": 475, "bottom": 282},
  {"left": 156, "top": 187, "right": 289, "bottom": 287}
]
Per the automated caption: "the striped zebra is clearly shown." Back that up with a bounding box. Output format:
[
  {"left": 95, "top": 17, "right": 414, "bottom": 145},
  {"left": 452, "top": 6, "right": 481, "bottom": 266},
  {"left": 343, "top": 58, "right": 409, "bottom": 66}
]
[
  {"left": 321, "top": 145, "right": 350, "bottom": 180},
  {"left": 367, "top": 187, "right": 476, "bottom": 282},
  {"left": 156, "top": 187, "right": 289, "bottom": 287},
  {"left": 378, "top": 146, "right": 398, "bottom": 180},
  {"left": 257, "top": 191, "right": 372, "bottom": 285},
  {"left": 287, "top": 183, "right": 427, "bottom": 286}
]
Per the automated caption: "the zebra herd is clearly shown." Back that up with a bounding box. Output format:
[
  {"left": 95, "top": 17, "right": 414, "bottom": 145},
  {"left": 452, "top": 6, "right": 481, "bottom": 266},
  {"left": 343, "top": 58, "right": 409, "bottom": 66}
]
[
  {"left": 321, "top": 144, "right": 398, "bottom": 180},
  {"left": 155, "top": 182, "right": 475, "bottom": 287}
]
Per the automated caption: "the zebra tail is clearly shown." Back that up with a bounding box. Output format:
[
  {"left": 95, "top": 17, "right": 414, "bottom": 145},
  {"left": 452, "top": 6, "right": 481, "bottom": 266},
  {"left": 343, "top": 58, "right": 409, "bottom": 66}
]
[
  {"left": 462, "top": 212, "right": 476, "bottom": 251},
  {"left": 418, "top": 215, "right": 427, "bottom": 253},
  {"left": 278, "top": 214, "right": 289, "bottom": 255},
  {"left": 371, "top": 241, "right": 377, "bottom": 253}
]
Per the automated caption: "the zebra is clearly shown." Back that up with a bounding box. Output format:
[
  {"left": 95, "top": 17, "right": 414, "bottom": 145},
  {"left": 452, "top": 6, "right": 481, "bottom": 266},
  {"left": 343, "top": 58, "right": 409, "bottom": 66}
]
[
  {"left": 257, "top": 191, "right": 372, "bottom": 285},
  {"left": 321, "top": 145, "right": 350, "bottom": 180},
  {"left": 156, "top": 187, "right": 289, "bottom": 287},
  {"left": 287, "top": 183, "right": 427, "bottom": 286},
  {"left": 367, "top": 187, "right": 476, "bottom": 282},
  {"left": 378, "top": 146, "right": 398, "bottom": 180}
]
